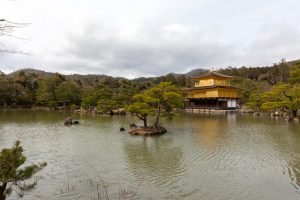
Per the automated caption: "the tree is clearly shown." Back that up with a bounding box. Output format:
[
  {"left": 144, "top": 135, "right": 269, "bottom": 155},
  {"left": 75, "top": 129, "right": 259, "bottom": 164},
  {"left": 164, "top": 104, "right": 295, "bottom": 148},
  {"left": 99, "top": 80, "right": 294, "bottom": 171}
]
[
  {"left": 127, "top": 82, "right": 183, "bottom": 127},
  {"left": 0, "top": 141, "right": 46, "bottom": 200},
  {"left": 246, "top": 90, "right": 265, "bottom": 111},
  {"left": 55, "top": 81, "right": 81, "bottom": 106},
  {"left": 288, "top": 61, "right": 300, "bottom": 84},
  {"left": 81, "top": 87, "right": 112, "bottom": 110},
  {"left": 231, "top": 78, "right": 267, "bottom": 105},
  {"left": 127, "top": 93, "right": 157, "bottom": 127},
  {"left": 36, "top": 74, "right": 65, "bottom": 107},
  {"left": 261, "top": 84, "right": 300, "bottom": 117},
  {"left": 95, "top": 88, "right": 115, "bottom": 113}
]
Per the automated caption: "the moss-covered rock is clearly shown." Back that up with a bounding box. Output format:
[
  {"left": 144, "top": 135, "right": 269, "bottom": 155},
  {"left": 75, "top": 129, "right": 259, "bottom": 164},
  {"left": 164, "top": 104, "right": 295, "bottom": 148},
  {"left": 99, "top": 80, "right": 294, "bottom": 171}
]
[{"left": 129, "top": 126, "right": 167, "bottom": 136}]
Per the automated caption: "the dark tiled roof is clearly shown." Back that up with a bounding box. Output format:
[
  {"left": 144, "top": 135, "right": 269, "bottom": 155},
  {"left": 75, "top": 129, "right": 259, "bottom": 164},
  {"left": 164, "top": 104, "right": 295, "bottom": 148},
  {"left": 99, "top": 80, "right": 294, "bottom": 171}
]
[
  {"left": 182, "top": 85, "right": 238, "bottom": 91},
  {"left": 191, "top": 71, "right": 234, "bottom": 79}
]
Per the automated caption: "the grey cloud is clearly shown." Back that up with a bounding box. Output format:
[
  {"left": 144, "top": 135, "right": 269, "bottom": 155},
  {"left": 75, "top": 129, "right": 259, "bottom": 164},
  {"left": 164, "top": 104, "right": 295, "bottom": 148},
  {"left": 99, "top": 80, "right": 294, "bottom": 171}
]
[
  {"left": 242, "top": 23, "right": 300, "bottom": 66},
  {"left": 61, "top": 22, "right": 239, "bottom": 77},
  {"left": 1, "top": 22, "right": 300, "bottom": 78}
]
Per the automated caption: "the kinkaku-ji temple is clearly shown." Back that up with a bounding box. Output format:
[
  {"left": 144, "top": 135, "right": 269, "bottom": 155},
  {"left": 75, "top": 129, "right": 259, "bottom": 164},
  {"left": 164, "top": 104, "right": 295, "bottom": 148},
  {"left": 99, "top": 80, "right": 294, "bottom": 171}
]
[{"left": 183, "top": 71, "right": 239, "bottom": 111}]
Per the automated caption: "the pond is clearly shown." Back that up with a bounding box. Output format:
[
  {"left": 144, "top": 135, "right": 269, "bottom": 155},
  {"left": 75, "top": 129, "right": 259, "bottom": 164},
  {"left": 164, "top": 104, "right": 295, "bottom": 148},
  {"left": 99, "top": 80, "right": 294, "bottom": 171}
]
[{"left": 0, "top": 110, "right": 300, "bottom": 200}]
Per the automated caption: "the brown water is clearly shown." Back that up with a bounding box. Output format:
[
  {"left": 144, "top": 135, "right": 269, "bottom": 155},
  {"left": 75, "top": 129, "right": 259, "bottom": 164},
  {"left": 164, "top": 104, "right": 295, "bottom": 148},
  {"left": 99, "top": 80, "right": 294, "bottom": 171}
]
[{"left": 0, "top": 110, "right": 300, "bottom": 200}]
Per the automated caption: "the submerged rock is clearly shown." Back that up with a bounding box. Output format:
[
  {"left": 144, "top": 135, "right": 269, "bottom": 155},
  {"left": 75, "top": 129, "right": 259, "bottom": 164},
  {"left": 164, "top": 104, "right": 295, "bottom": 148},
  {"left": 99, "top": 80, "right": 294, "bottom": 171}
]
[
  {"left": 64, "top": 117, "right": 80, "bottom": 125},
  {"left": 284, "top": 115, "right": 294, "bottom": 122},
  {"left": 253, "top": 112, "right": 261, "bottom": 116},
  {"left": 129, "top": 126, "right": 167, "bottom": 136},
  {"left": 120, "top": 127, "right": 126, "bottom": 131},
  {"left": 110, "top": 108, "right": 126, "bottom": 115},
  {"left": 130, "top": 123, "right": 137, "bottom": 128},
  {"left": 64, "top": 117, "right": 72, "bottom": 125}
]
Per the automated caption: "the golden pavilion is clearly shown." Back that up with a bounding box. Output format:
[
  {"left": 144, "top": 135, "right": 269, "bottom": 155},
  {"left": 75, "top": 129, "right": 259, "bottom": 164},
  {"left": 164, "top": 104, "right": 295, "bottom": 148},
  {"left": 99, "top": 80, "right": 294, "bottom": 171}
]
[{"left": 184, "top": 71, "right": 239, "bottom": 109}]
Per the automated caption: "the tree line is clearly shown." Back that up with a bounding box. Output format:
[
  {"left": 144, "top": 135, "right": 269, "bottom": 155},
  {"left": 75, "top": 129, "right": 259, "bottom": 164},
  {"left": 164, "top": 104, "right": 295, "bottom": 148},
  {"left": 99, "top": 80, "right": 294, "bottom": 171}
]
[
  {"left": 0, "top": 67, "right": 189, "bottom": 112},
  {"left": 1, "top": 59, "right": 300, "bottom": 117},
  {"left": 221, "top": 60, "right": 300, "bottom": 117}
]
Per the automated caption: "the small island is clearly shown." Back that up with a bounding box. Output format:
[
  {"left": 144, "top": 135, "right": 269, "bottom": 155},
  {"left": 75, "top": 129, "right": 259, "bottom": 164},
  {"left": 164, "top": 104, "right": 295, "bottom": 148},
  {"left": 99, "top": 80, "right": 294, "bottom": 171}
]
[{"left": 127, "top": 82, "right": 183, "bottom": 136}]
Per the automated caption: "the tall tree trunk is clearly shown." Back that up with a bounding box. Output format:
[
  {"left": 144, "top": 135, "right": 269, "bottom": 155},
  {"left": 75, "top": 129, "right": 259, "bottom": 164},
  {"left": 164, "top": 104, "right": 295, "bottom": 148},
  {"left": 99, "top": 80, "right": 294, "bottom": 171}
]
[
  {"left": 143, "top": 115, "right": 148, "bottom": 127},
  {"left": 291, "top": 109, "right": 297, "bottom": 118},
  {"left": 154, "top": 103, "right": 161, "bottom": 127},
  {"left": 0, "top": 182, "right": 7, "bottom": 200}
]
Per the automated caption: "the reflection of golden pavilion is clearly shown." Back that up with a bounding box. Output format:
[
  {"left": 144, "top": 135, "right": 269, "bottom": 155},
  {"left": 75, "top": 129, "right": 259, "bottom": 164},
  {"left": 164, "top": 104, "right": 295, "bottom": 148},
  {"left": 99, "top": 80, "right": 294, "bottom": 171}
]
[{"left": 184, "top": 71, "right": 239, "bottom": 109}]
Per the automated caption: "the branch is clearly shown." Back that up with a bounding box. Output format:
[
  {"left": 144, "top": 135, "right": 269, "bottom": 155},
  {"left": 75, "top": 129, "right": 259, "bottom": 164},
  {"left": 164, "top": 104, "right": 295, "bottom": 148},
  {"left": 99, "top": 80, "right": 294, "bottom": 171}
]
[
  {"left": 283, "top": 91, "right": 294, "bottom": 102},
  {"left": 0, "top": 19, "right": 30, "bottom": 26},
  {"left": 0, "top": 49, "right": 30, "bottom": 55},
  {"left": 135, "top": 113, "right": 144, "bottom": 120},
  {"left": 0, "top": 19, "right": 30, "bottom": 54}
]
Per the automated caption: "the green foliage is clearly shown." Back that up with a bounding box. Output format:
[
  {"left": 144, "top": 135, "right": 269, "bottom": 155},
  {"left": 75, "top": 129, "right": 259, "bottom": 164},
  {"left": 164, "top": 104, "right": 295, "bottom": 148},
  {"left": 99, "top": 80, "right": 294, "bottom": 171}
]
[
  {"left": 36, "top": 74, "right": 65, "bottom": 106},
  {"left": 146, "top": 82, "right": 183, "bottom": 112},
  {"left": 0, "top": 72, "right": 40, "bottom": 106},
  {"left": 2, "top": 59, "right": 299, "bottom": 115},
  {"left": 246, "top": 91, "right": 265, "bottom": 111},
  {"left": 219, "top": 59, "right": 290, "bottom": 84},
  {"left": 0, "top": 141, "right": 46, "bottom": 200},
  {"left": 288, "top": 61, "right": 300, "bottom": 84},
  {"left": 127, "top": 82, "right": 183, "bottom": 127},
  {"left": 260, "top": 84, "right": 288, "bottom": 111},
  {"left": 81, "top": 87, "right": 112, "bottom": 109},
  {"left": 128, "top": 93, "right": 157, "bottom": 115},
  {"left": 55, "top": 81, "right": 81, "bottom": 105},
  {"left": 259, "top": 84, "right": 300, "bottom": 116},
  {"left": 82, "top": 82, "right": 141, "bottom": 112}
]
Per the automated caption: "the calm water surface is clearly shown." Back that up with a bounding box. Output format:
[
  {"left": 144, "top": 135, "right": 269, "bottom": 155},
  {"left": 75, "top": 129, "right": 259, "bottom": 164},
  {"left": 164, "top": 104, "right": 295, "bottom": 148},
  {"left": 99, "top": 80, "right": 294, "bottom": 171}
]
[{"left": 0, "top": 110, "right": 300, "bottom": 200}]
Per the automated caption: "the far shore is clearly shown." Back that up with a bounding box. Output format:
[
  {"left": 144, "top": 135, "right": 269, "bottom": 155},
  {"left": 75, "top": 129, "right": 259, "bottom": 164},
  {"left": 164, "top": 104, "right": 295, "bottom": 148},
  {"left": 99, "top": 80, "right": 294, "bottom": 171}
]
[{"left": 1, "top": 106, "right": 299, "bottom": 123}]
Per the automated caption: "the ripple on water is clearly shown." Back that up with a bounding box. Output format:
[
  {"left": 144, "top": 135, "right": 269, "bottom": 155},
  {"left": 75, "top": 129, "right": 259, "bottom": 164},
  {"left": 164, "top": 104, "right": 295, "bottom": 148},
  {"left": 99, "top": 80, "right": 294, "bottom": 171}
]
[{"left": 1, "top": 111, "right": 300, "bottom": 200}]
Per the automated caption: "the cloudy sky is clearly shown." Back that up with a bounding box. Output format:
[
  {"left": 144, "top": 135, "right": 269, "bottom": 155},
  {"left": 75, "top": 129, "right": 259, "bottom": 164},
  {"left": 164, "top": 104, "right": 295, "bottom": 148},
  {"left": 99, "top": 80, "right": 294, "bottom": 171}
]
[{"left": 0, "top": 0, "right": 300, "bottom": 78}]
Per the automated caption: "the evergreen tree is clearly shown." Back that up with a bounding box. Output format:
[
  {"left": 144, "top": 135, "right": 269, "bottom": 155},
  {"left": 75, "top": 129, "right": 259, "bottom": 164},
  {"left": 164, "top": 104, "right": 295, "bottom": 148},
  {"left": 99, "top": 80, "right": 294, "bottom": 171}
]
[
  {"left": 127, "top": 82, "right": 183, "bottom": 127},
  {"left": 0, "top": 141, "right": 46, "bottom": 200}
]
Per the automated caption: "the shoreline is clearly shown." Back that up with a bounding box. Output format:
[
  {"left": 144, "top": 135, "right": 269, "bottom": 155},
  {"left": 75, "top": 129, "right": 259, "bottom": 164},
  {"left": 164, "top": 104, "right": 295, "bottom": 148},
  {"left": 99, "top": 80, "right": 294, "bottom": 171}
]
[
  {"left": 1, "top": 107, "right": 299, "bottom": 123},
  {"left": 184, "top": 108, "right": 300, "bottom": 123}
]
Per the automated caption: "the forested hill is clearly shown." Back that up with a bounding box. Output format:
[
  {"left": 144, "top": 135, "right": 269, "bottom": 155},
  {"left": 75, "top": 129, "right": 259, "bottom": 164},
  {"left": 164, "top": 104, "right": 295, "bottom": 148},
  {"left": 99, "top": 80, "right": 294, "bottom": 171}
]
[
  {"left": 2, "top": 67, "right": 209, "bottom": 90},
  {"left": 6, "top": 67, "right": 208, "bottom": 83},
  {"left": 0, "top": 59, "right": 299, "bottom": 111},
  {"left": 219, "top": 59, "right": 300, "bottom": 84},
  {"left": 4, "top": 58, "right": 299, "bottom": 84}
]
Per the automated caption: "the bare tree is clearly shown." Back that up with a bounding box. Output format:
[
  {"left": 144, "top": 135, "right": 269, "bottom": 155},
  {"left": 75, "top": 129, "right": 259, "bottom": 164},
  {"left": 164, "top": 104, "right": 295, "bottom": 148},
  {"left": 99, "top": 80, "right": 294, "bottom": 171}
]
[{"left": 0, "top": 19, "right": 29, "bottom": 54}]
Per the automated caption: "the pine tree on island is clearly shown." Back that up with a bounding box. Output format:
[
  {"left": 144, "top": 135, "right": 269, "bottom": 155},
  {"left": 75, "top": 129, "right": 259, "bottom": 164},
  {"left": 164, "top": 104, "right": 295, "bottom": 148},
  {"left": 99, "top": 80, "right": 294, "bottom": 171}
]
[{"left": 127, "top": 82, "right": 183, "bottom": 135}]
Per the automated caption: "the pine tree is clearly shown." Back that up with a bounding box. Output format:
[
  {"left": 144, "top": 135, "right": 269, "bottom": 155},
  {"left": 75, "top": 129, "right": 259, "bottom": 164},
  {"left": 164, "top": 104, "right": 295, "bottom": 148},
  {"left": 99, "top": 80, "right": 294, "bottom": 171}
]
[{"left": 0, "top": 141, "right": 46, "bottom": 200}]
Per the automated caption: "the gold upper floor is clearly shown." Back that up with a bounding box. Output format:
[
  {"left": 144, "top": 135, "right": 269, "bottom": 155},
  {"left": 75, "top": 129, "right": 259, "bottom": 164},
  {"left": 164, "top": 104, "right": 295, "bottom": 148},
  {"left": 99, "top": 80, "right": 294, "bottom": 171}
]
[
  {"left": 184, "top": 71, "right": 239, "bottom": 99},
  {"left": 185, "top": 87, "right": 239, "bottom": 99},
  {"left": 191, "top": 71, "right": 234, "bottom": 88},
  {"left": 194, "top": 77, "right": 231, "bottom": 87}
]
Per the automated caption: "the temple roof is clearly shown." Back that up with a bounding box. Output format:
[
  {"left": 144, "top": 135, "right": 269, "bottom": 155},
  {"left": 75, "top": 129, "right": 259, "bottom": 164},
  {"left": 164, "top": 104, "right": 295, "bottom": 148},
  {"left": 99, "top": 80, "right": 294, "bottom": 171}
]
[
  {"left": 183, "top": 85, "right": 238, "bottom": 91},
  {"left": 191, "top": 71, "right": 234, "bottom": 79}
]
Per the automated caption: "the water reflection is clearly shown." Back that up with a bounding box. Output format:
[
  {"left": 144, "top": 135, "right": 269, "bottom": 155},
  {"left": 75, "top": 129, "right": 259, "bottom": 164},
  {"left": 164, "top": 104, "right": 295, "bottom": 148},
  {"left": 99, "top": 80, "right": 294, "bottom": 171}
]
[
  {"left": 123, "top": 136, "right": 184, "bottom": 184},
  {"left": 0, "top": 109, "right": 70, "bottom": 124},
  {"left": 188, "top": 115, "right": 231, "bottom": 149},
  {"left": 1, "top": 110, "right": 300, "bottom": 200},
  {"left": 288, "top": 124, "right": 300, "bottom": 188}
]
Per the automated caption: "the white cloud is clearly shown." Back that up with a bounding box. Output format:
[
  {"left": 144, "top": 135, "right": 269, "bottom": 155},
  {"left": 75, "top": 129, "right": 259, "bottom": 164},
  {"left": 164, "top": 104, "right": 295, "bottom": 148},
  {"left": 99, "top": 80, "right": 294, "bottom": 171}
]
[{"left": 1, "top": 0, "right": 300, "bottom": 78}]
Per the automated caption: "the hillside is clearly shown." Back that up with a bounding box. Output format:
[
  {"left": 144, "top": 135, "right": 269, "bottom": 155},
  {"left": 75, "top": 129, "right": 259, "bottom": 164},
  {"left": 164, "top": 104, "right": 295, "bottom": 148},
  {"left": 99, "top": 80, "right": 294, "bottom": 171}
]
[{"left": 7, "top": 67, "right": 209, "bottom": 83}]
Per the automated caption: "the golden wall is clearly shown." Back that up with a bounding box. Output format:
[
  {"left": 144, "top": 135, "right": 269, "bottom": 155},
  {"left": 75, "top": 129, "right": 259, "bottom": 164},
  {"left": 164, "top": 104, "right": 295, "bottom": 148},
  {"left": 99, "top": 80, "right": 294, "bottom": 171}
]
[
  {"left": 194, "top": 77, "right": 230, "bottom": 87},
  {"left": 186, "top": 88, "right": 238, "bottom": 98}
]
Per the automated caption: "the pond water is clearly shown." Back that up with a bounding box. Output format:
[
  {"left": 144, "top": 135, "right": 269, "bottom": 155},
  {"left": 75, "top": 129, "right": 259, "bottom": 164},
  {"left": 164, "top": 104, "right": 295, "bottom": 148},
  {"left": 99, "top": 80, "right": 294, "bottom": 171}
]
[{"left": 0, "top": 110, "right": 300, "bottom": 200}]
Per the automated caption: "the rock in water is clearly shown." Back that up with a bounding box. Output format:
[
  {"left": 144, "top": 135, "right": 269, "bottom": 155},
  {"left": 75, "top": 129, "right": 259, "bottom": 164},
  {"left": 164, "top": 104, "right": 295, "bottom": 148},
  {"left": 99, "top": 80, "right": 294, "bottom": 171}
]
[
  {"left": 129, "top": 123, "right": 137, "bottom": 128},
  {"left": 129, "top": 126, "right": 167, "bottom": 136},
  {"left": 120, "top": 127, "right": 126, "bottom": 131},
  {"left": 73, "top": 120, "right": 79, "bottom": 125},
  {"left": 64, "top": 117, "right": 72, "bottom": 125}
]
